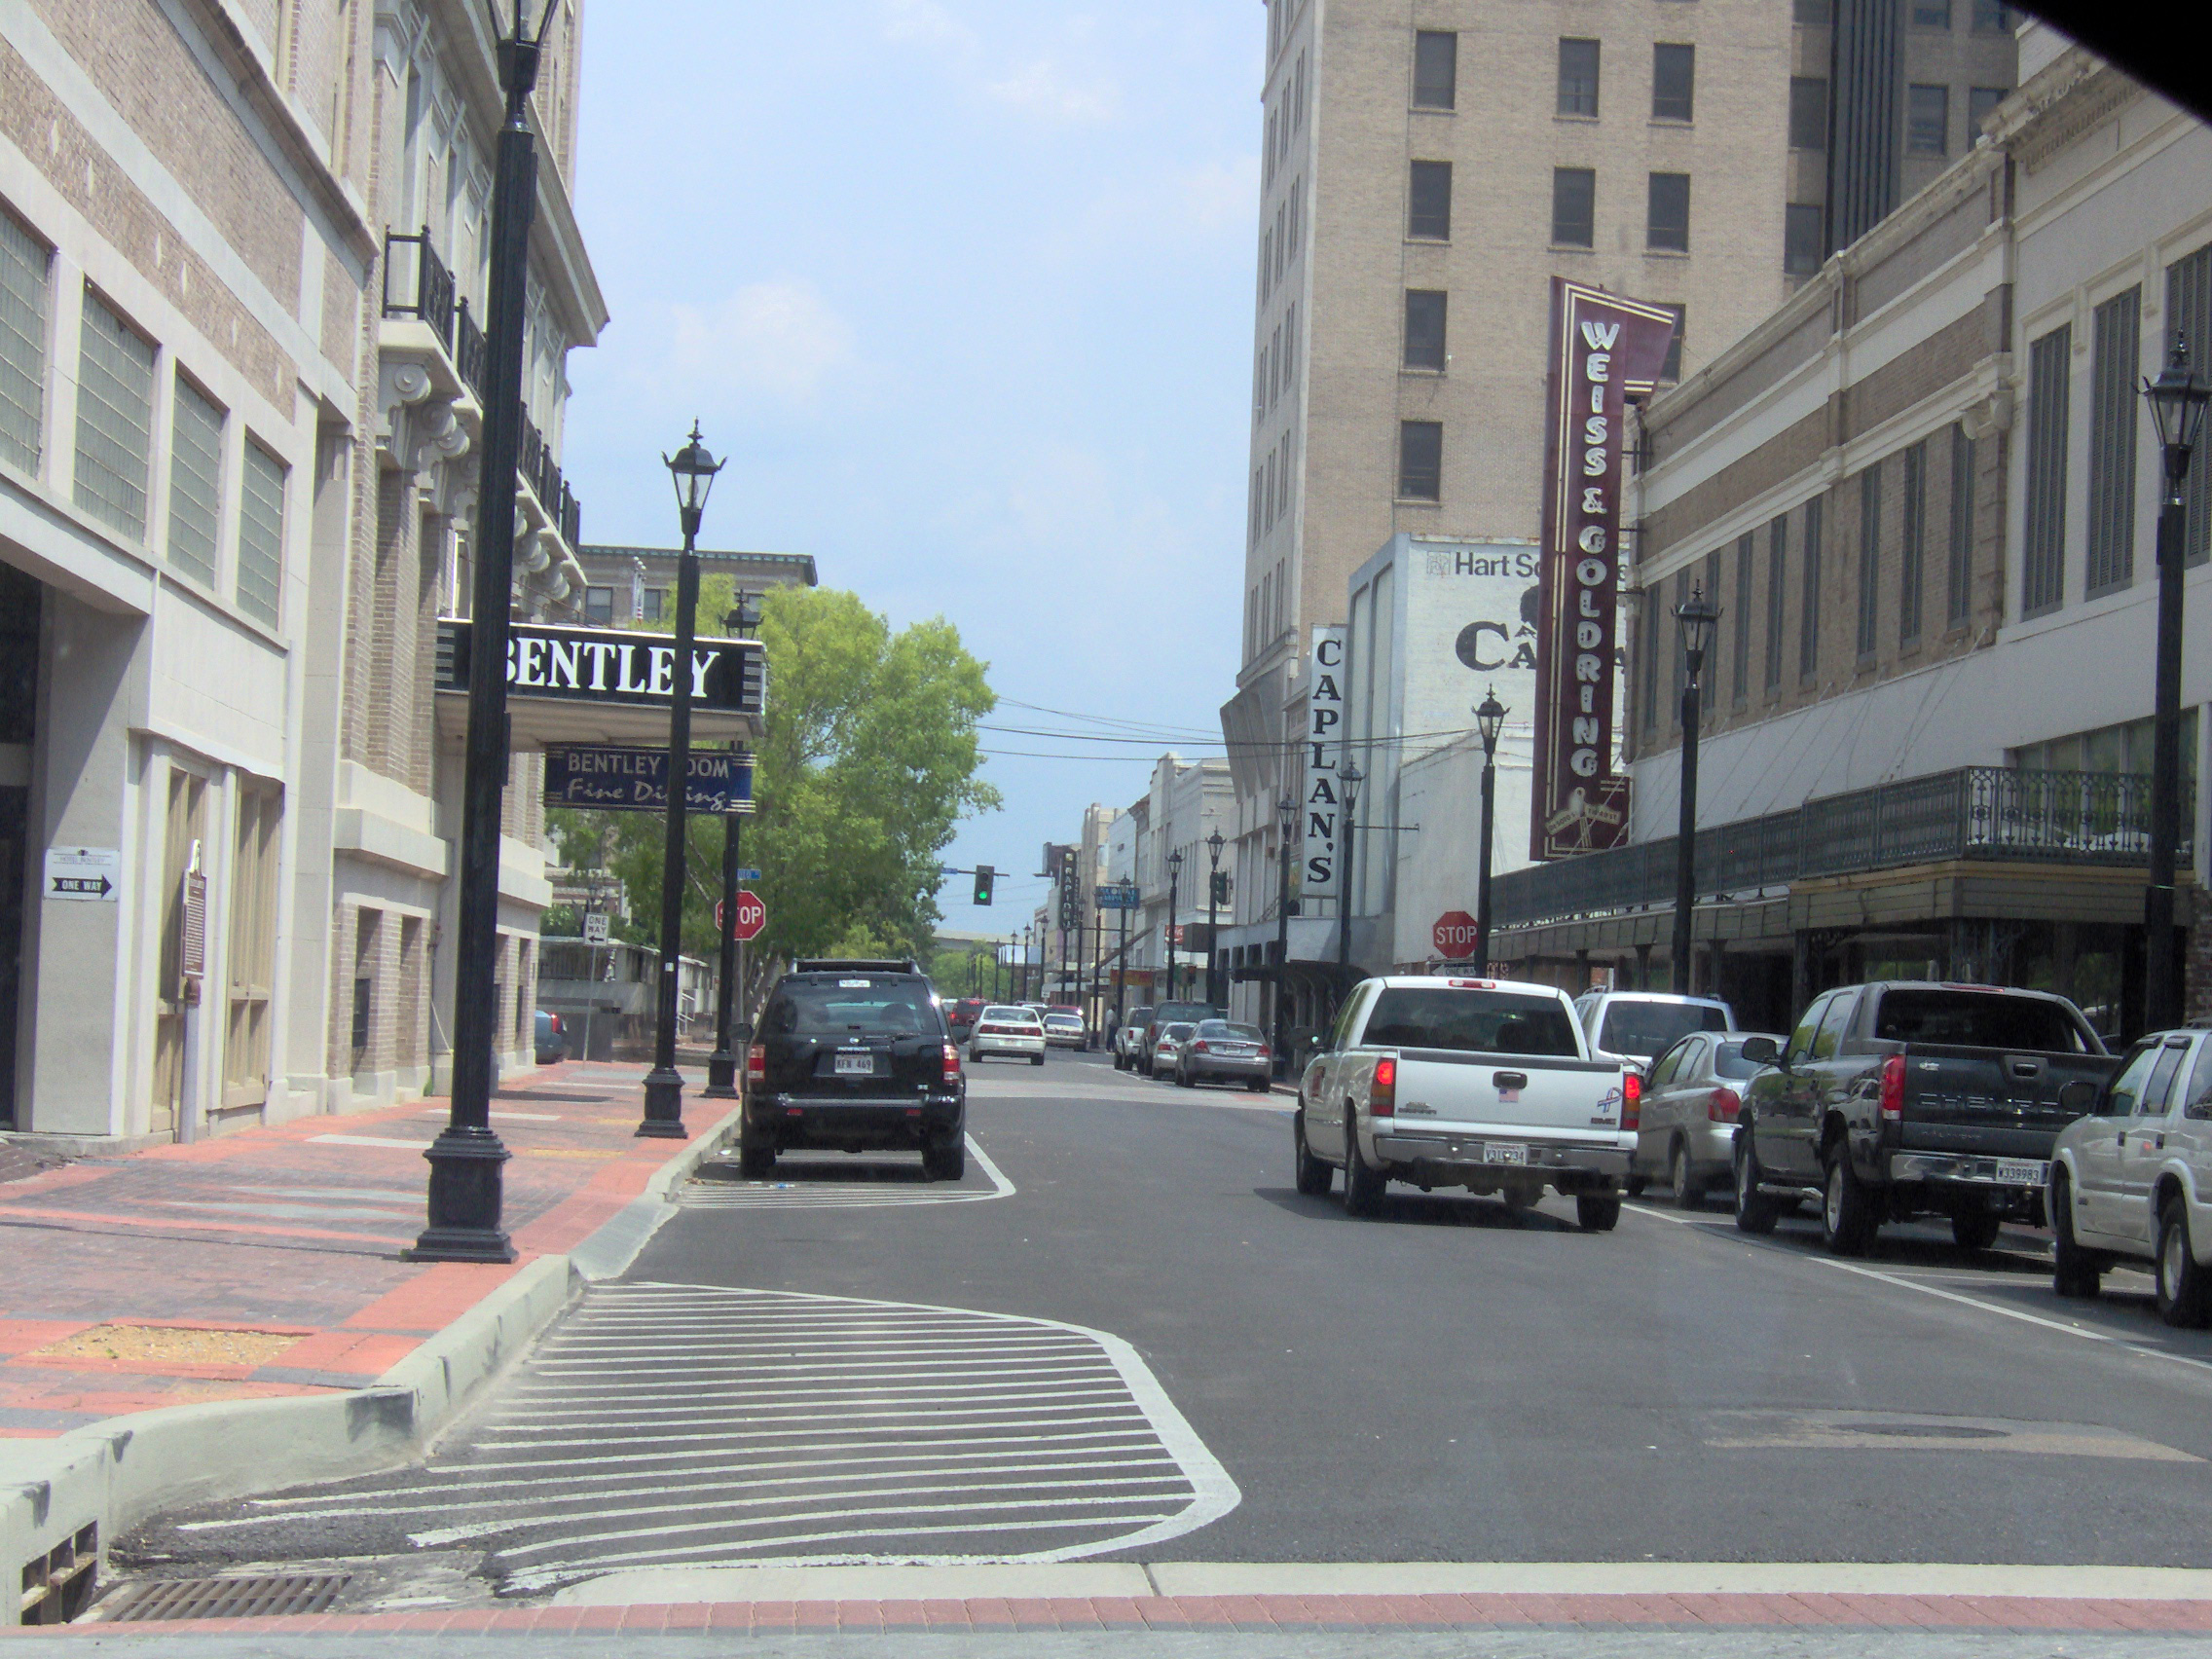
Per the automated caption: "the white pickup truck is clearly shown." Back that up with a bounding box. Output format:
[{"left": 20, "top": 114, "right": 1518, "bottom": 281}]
[{"left": 1293, "top": 975, "right": 1643, "bottom": 1231}]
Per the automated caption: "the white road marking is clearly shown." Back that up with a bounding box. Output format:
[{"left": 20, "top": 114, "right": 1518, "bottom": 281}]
[{"left": 680, "top": 1133, "right": 1015, "bottom": 1210}]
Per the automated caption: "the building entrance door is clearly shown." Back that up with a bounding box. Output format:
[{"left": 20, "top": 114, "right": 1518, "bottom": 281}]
[{"left": 0, "top": 788, "right": 22, "bottom": 1128}]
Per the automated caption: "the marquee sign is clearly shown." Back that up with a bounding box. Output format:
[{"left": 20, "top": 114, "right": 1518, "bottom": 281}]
[
  {"left": 1301, "top": 625, "right": 1346, "bottom": 902},
  {"left": 436, "top": 620, "right": 764, "bottom": 715},
  {"left": 545, "top": 746, "right": 755, "bottom": 814},
  {"left": 1530, "top": 277, "right": 1677, "bottom": 861}
]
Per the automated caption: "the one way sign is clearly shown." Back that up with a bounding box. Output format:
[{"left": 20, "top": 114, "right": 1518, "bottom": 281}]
[{"left": 45, "top": 846, "right": 121, "bottom": 903}]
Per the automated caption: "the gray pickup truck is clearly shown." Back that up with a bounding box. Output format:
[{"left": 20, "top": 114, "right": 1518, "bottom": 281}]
[{"left": 1732, "top": 980, "right": 2117, "bottom": 1254}]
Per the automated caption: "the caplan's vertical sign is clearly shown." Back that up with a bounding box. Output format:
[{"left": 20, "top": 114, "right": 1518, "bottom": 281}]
[{"left": 1531, "top": 277, "right": 1677, "bottom": 861}]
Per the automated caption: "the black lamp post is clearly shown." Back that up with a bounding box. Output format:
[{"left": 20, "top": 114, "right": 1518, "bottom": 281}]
[
  {"left": 702, "top": 593, "right": 760, "bottom": 1101},
  {"left": 1114, "top": 878, "right": 1134, "bottom": 1030},
  {"left": 2143, "top": 333, "right": 2210, "bottom": 1031},
  {"left": 1671, "top": 582, "right": 1721, "bottom": 996},
  {"left": 1337, "top": 761, "right": 1364, "bottom": 973},
  {"left": 1273, "top": 792, "right": 1295, "bottom": 1076},
  {"left": 1164, "top": 848, "right": 1184, "bottom": 1000},
  {"left": 409, "top": 0, "right": 557, "bottom": 1263},
  {"left": 1474, "top": 687, "right": 1507, "bottom": 974},
  {"left": 638, "top": 424, "right": 723, "bottom": 1138},
  {"left": 1204, "top": 829, "right": 1226, "bottom": 1008}
]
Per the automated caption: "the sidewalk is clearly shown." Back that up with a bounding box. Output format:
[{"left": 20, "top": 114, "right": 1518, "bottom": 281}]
[{"left": 0, "top": 1062, "right": 725, "bottom": 1438}]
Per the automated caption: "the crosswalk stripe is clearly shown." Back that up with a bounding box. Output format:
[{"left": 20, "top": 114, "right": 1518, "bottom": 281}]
[{"left": 677, "top": 1134, "right": 1017, "bottom": 1210}]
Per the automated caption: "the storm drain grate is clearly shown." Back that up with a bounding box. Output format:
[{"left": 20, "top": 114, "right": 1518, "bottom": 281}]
[{"left": 102, "top": 1572, "right": 351, "bottom": 1622}]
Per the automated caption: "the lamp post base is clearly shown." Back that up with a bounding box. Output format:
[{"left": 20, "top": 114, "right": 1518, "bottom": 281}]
[
  {"left": 638, "top": 1066, "right": 688, "bottom": 1137},
  {"left": 701, "top": 1049, "right": 738, "bottom": 1098},
  {"left": 405, "top": 1126, "right": 516, "bottom": 1262}
]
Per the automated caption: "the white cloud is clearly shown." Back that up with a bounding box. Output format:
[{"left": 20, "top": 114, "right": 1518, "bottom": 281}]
[
  {"left": 879, "top": 0, "right": 973, "bottom": 51},
  {"left": 663, "top": 280, "right": 856, "bottom": 402},
  {"left": 878, "top": 1, "right": 1120, "bottom": 126},
  {"left": 984, "top": 57, "right": 1120, "bottom": 124}
]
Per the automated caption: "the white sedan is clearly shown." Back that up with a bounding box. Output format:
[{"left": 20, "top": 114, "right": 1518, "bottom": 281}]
[{"left": 968, "top": 1005, "right": 1047, "bottom": 1065}]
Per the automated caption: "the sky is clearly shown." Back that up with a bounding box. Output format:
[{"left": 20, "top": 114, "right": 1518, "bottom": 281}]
[{"left": 561, "top": 1, "right": 1262, "bottom": 945}]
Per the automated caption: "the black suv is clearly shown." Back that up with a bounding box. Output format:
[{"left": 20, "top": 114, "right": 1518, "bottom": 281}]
[{"left": 741, "top": 959, "right": 966, "bottom": 1181}]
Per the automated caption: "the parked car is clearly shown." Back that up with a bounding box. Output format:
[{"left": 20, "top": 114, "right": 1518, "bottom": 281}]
[
  {"left": 1043, "top": 1011, "right": 1087, "bottom": 1050},
  {"left": 1150, "top": 1021, "right": 1198, "bottom": 1076},
  {"left": 1135, "top": 1000, "right": 1222, "bottom": 1077},
  {"left": 2048, "top": 1027, "right": 2212, "bottom": 1324},
  {"left": 533, "top": 1009, "right": 567, "bottom": 1065},
  {"left": 1113, "top": 1007, "right": 1155, "bottom": 1071},
  {"left": 969, "top": 1004, "right": 1047, "bottom": 1065},
  {"left": 1295, "top": 975, "right": 1642, "bottom": 1229},
  {"left": 1574, "top": 991, "right": 1735, "bottom": 1071},
  {"left": 946, "top": 997, "right": 986, "bottom": 1041},
  {"left": 740, "top": 959, "right": 965, "bottom": 1181},
  {"left": 1631, "top": 1030, "right": 1787, "bottom": 1207},
  {"left": 1733, "top": 980, "right": 2116, "bottom": 1254},
  {"left": 1176, "top": 1019, "right": 1272, "bottom": 1091}
]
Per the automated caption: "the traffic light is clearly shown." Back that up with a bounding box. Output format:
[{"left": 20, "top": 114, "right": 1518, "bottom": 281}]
[
  {"left": 1210, "top": 870, "right": 1231, "bottom": 905},
  {"left": 973, "top": 865, "right": 995, "bottom": 905}
]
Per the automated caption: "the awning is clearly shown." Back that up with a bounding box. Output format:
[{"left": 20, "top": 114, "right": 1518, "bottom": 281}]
[{"left": 434, "top": 618, "right": 764, "bottom": 750}]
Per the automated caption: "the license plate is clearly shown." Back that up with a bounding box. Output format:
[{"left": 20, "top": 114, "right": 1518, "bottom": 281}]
[
  {"left": 833, "top": 1053, "right": 874, "bottom": 1076},
  {"left": 1996, "top": 1159, "right": 2044, "bottom": 1186},
  {"left": 1485, "top": 1143, "right": 1529, "bottom": 1165}
]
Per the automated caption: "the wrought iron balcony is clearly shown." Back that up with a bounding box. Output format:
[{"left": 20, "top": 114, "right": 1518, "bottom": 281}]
[
  {"left": 1492, "top": 766, "right": 2196, "bottom": 930},
  {"left": 455, "top": 298, "right": 487, "bottom": 400},
  {"left": 381, "top": 226, "right": 457, "bottom": 350}
]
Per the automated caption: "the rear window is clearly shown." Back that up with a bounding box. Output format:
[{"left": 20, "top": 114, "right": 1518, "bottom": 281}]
[
  {"left": 1598, "top": 1001, "right": 1729, "bottom": 1058},
  {"left": 1714, "top": 1040, "right": 1769, "bottom": 1080},
  {"left": 1870, "top": 990, "right": 2092, "bottom": 1052},
  {"left": 980, "top": 1006, "right": 1039, "bottom": 1026},
  {"left": 1161, "top": 1023, "right": 1197, "bottom": 1041},
  {"left": 1197, "top": 1020, "right": 1265, "bottom": 1041},
  {"left": 765, "top": 979, "right": 943, "bottom": 1038},
  {"left": 1154, "top": 1002, "right": 1218, "bottom": 1026},
  {"left": 1361, "top": 988, "right": 1580, "bottom": 1057}
]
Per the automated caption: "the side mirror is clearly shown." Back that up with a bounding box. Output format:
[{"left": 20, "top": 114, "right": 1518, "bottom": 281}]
[
  {"left": 2057, "top": 1078, "right": 2098, "bottom": 1115},
  {"left": 1738, "top": 1036, "right": 1781, "bottom": 1067}
]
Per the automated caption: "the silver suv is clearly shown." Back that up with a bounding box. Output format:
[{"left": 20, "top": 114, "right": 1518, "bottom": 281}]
[{"left": 1572, "top": 991, "right": 1735, "bottom": 1072}]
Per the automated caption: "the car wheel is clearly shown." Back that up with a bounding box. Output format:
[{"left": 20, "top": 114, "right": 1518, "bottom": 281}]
[
  {"left": 921, "top": 1136, "right": 966, "bottom": 1182},
  {"left": 1576, "top": 1196, "right": 1622, "bottom": 1233},
  {"left": 1733, "top": 1134, "right": 1780, "bottom": 1235},
  {"left": 1176, "top": 1064, "right": 1196, "bottom": 1088},
  {"left": 1341, "top": 1113, "right": 1387, "bottom": 1218},
  {"left": 738, "top": 1145, "right": 776, "bottom": 1179},
  {"left": 1671, "top": 1140, "right": 1702, "bottom": 1211},
  {"left": 2156, "top": 1202, "right": 2212, "bottom": 1329},
  {"left": 1951, "top": 1212, "right": 2002, "bottom": 1253},
  {"left": 1246, "top": 1078, "right": 1270, "bottom": 1093},
  {"left": 1294, "top": 1112, "right": 1333, "bottom": 1196},
  {"left": 1031, "top": 1051, "right": 1045, "bottom": 1067},
  {"left": 2051, "top": 1170, "right": 2105, "bottom": 1299},
  {"left": 1501, "top": 1185, "right": 1537, "bottom": 1213},
  {"left": 1821, "top": 1141, "right": 1877, "bottom": 1257},
  {"left": 1624, "top": 1175, "right": 1649, "bottom": 1198}
]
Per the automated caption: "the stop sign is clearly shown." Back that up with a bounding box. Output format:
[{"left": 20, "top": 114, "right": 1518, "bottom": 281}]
[
  {"left": 1433, "top": 909, "right": 1480, "bottom": 958},
  {"left": 715, "top": 889, "right": 767, "bottom": 941}
]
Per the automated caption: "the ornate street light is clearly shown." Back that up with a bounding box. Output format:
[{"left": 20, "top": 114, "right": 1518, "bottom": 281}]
[
  {"left": 1273, "top": 792, "right": 1297, "bottom": 1076},
  {"left": 1474, "top": 687, "right": 1507, "bottom": 973},
  {"left": 1204, "top": 828, "right": 1227, "bottom": 1009},
  {"left": 1671, "top": 581, "right": 1721, "bottom": 995},
  {"left": 1164, "top": 847, "right": 1184, "bottom": 1001}
]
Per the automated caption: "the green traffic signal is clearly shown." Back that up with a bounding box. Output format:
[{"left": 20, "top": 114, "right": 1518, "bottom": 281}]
[{"left": 973, "top": 865, "right": 995, "bottom": 905}]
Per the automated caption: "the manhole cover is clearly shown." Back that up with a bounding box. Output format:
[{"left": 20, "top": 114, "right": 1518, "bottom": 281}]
[
  {"left": 1834, "top": 1422, "right": 2008, "bottom": 1440},
  {"left": 101, "top": 1572, "right": 351, "bottom": 1622}
]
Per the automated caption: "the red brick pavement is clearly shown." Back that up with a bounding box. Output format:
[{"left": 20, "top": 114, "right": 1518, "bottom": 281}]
[
  {"left": 10, "top": 1591, "right": 2212, "bottom": 1637},
  {"left": 0, "top": 1063, "right": 723, "bottom": 1436}
]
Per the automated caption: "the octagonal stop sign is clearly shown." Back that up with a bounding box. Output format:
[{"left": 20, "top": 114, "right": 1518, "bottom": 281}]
[
  {"left": 1433, "top": 909, "right": 1479, "bottom": 958},
  {"left": 716, "top": 889, "right": 767, "bottom": 941}
]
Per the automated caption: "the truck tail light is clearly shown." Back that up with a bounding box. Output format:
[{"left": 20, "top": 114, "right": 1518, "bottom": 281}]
[
  {"left": 1708, "top": 1087, "right": 1741, "bottom": 1124},
  {"left": 1621, "top": 1070, "right": 1641, "bottom": 1132},
  {"left": 1372, "top": 1055, "right": 1397, "bottom": 1118},
  {"left": 942, "top": 1043, "right": 962, "bottom": 1082},
  {"left": 1880, "top": 1052, "right": 1905, "bottom": 1122},
  {"left": 746, "top": 1044, "right": 765, "bottom": 1082}
]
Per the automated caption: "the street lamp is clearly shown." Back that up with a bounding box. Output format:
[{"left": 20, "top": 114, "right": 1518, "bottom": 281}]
[
  {"left": 2143, "top": 333, "right": 2210, "bottom": 1030},
  {"left": 1113, "top": 877, "right": 1135, "bottom": 1032},
  {"left": 1204, "top": 828, "right": 1226, "bottom": 1009},
  {"left": 1474, "top": 688, "right": 1507, "bottom": 974},
  {"left": 702, "top": 593, "right": 760, "bottom": 1101},
  {"left": 1273, "top": 792, "right": 1296, "bottom": 1076},
  {"left": 1337, "top": 761, "right": 1364, "bottom": 973},
  {"left": 1671, "top": 581, "right": 1721, "bottom": 995},
  {"left": 409, "top": 0, "right": 559, "bottom": 1263},
  {"left": 638, "top": 424, "right": 723, "bottom": 1138},
  {"left": 1164, "top": 847, "right": 1184, "bottom": 1001}
]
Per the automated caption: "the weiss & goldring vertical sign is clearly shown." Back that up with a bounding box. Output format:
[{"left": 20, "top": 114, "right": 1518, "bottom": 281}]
[{"left": 1531, "top": 277, "right": 1678, "bottom": 860}]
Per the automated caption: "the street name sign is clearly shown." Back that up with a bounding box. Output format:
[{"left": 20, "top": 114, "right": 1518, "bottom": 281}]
[
  {"left": 545, "top": 747, "right": 755, "bottom": 814},
  {"left": 45, "top": 846, "right": 119, "bottom": 902}
]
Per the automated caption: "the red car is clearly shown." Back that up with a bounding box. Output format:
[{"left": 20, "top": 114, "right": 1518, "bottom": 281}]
[{"left": 946, "top": 997, "right": 986, "bottom": 1040}]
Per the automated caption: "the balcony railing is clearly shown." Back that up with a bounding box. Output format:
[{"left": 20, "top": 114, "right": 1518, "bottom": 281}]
[
  {"left": 455, "top": 298, "right": 487, "bottom": 400},
  {"left": 382, "top": 227, "right": 457, "bottom": 350},
  {"left": 518, "top": 406, "right": 583, "bottom": 549},
  {"left": 1492, "top": 766, "right": 2195, "bottom": 930}
]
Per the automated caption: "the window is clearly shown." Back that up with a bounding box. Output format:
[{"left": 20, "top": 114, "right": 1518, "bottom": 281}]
[
  {"left": 1264, "top": 107, "right": 1277, "bottom": 191},
  {"left": 75, "top": 290, "right": 157, "bottom": 539},
  {"left": 1906, "top": 84, "right": 1949, "bottom": 155},
  {"left": 1765, "top": 515, "right": 1787, "bottom": 690},
  {"left": 1702, "top": 548, "right": 1721, "bottom": 702},
  {"left": 1947, "top": 425, "right": 1974, "bottom": 627},
  {"left": 1270, "top": 323, "right": 1282, "bottom": 408},
  {"left": 225, "top": 785, "right": 279, "bottom": 1108},
  {"left": 1557, "top": 38, "right": 1600, "bottom": 117},
  {"left": 1899, "top": 440, "right": 1926, "bottom": 646},
  {"left": 0, "top": 208, "right": 50, "bottom": 474},
  {"left": 1362, "top": 987, "right": 1579, "bottom": 1056},
  {"left": 236, "top": 441, "right": 285, "bottom": 625},
  {"left": 584, "top": 585, "right": 613, "bottom": 625},
  {"left": 1856, "top": 463, "right": 1881, "bottom": 662},
  {"left": 2022, "top": 324, "right": 2070, "bottom": 615},
  {"left": 1813, "top": 989, "right": 1858, "bottom": 1058},
  {"left": 1647, "top": 173, "right": 1690, "bottom": 251},
  {"left": 166, "top": 378, "right": 224, "bottom": 584},
  {"left": 1295, "top": 50, "right": 1308, "bottom": 128},
  {"left": 1786, "top": 993, "right": 1832, "bottom": 1066},
  {"left": 1279, "top": 429, "right": 1296, "bottom": 515},
  {"left": 1408, "top": 161, "right": 1453, "bottom": 240},
  {"left": 644, "top": 586, "right": 667, "bottom": 622},
  {"left": 1282, "top": 301, "right": 1299, "bottom": 395},
  {"left": 1789, "top": 77, "right": 1829, "bottom": 149},
  {"left": 1785, "top": 203, "right": 1825, "bottom": 275},
  {"left": 1730, "top": 535, "right": 1753, "bottom": 704},
  {"left": 1652, "top": 44, "right": 1695, "bottom": 122},
  {"left": 1659, "top": 303, "right": 1685, "bottom": 382},
  {"left": 1799, "top": 496, "right": 1823, "bottom": 683},
  {"left": 1289, "top": 176, "right": 1304, "bottom": 251},
  {"left": 1250, "top": 469, "right": 1263, "bottom": 546},
  {"left": 1640, "top": 580, "right": 1660, "bottom": 733},
  {"left": 1253, "top": 349, "right": 1267, "bottom": 424},
  {"left": 1911, "top": 0, "right": 1952, "bottom": 26},
  {"left": 1552, "top": 167, "right": 1596, "bottom": 246},
  {"left": 1403, "top": 290, "right": 1448, "bottom": 370},
  {"left": 1968, "top": 86, "right": 2008, "bottom": 132},
  {"left": 1397, "top": 420, "right": 1442, "bottom": 500},
  {"left": 1265, "top": 449, "right": 1276, "bottom": 530},
  {"left": 1971, "top": 0, "right": 2010, "bottom": 31},
  {"left": 2086, "top": 285, "right": 2141, "bottom": 597},
  {"left": 1414, "top": 30, "right": 1457, "bottom": 109},
  {"left": 2166, "top": 240, "right": 2212, "bottom": 566}
]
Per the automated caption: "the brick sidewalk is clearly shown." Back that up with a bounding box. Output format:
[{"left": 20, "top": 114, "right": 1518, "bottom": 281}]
[{"left": 0, "top": 1063, "right": 724, "bottom": 1437}]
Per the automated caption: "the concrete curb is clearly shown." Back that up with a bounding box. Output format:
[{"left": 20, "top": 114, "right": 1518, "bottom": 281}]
[{"left": 0, "top": 1104, "right": 741, "bottom": 1600}]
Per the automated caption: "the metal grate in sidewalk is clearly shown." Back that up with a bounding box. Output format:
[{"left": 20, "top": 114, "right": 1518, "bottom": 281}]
[{"left": 99, "top": 1571, "right": 352, "bottom": 1622}]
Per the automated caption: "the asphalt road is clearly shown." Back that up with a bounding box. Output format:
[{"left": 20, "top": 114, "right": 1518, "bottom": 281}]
[{"left": 130, "top": 1048, "right": 2212, "bottom": 1590}]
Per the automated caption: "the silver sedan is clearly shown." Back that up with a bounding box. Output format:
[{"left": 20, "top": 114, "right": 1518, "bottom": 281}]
[
  {"left": 1175, "top": 1019, "right": 1273, "bottom": 1091},
  {"left": 1632, "top": 1029, "right": 1787, "bottom": 1208}
]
